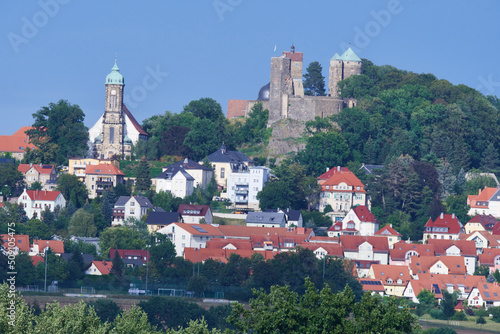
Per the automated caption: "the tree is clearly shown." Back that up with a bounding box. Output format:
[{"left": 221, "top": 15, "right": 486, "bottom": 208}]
[
  {"left": 416, "top": 289, "right": 436, "bottom": 316},
  {"left": 0, "top": 163, "right": 24, "bottom": 199},
  {"left": 32, "top": 301, "right": 103, "bottom": 333},
  {"left": 440, "top": 290, "right": 457, "bottom": 323},
  {"left": 29, "top": 181, "right": 43, "bottom": 191},
  {"left": 303, "top": 61, "right": 326, "bottom": 96},
  {"left": 0, "top": 283, "right": 35, "bottom": 333},
  {"left": 87, "top": 299, "right": 121, "bottom": 324},
  {"left": 152, "top": 190, "right": 182, "bottom": 212},
  {"left": 26, "top": 99, "right": 89, "bottom": 165},
  {"left": 476, "top": 315, "right": 486, "bottom": 328},
  {"left": 135, "top": 156, "right": 152, "bottom": 192},
  {"left": 68, "top": 209, "right": 97, "bottom": 237},
  {"left": 98, "top": 226, "right": 146, "bottom": 257},
  {"left": 102, "top": 189, "right": 117, "bottom": 224},
  {"left": 23, "top": 218, "right": 52, "bottom": 241},
  {"left": 148, "top": 234, "right": 176, "bottom": 277},
  {"left": 66, "top": 246, "right": 86, "bottom": 281},
  {"left": 111, "top": 250, "right": 124, "bottom": 278},
  {"left": 474, "top": 264, "right": 491, "bottom": 277},
  {"left": 112, "top": 305, "right": 160, "bottom": 334},
  {"left": 14, "top": 252, "right": 37, "bottom": 286},
  {"left": 56, "top": 174, "right": 88, "bottom": 208},
  {"left": 481, "top": 142, "right": 500, "bottom": 172}
]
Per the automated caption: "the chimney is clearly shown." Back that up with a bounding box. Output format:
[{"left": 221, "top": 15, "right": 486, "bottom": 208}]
[
  {"left": 452, "top": 213, "right": 455, "bottom": 219},
  {"left": 326, "top": 167, "right": 330, "bottom": 172},
  {"left": 30, "top": 163, "right": 33, "bottom": 167},
  {"left": 440, "top": 212, "right": 444, "bottom": 219},
  {"left": 390, "top": 224, "right": 392, "bottom": 228},
  {"left": 337, "top": 166, "right": 341, "bottom": 172}
]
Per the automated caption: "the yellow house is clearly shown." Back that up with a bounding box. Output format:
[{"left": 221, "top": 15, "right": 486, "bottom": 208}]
[
  {"left": 69, "top": 158, "right": 119, "bottom": 182},
  {"left": 368, "top": 264, "right": 411, "bottom": 297}
]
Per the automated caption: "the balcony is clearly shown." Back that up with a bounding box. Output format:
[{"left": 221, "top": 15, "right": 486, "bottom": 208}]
[
  {"left": 96, "top": 181, "right": 113, "bottom": 187},
  {"left": 235, "top": 187, "right": 249, "bottom": 195}
]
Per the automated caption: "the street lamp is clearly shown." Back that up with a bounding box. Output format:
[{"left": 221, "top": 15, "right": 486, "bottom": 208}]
[
  {"left": 44, "top": 241, "right": 49, "bottom": 293},
  {"left": 193, "top": 248, "right": 197, "bottom": 277}
]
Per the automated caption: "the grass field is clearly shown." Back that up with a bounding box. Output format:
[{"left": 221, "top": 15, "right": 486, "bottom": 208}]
[
  {"left": 212, "top": 216, "right": 246, "bottom": 226},
  {"left": 418, "top": 315, "right": 500, "bottom": 333}
]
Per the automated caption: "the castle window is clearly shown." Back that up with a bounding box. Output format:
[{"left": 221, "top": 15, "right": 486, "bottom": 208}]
[{"left": 110, "top": 127, "right": 115, "bottom": 144}]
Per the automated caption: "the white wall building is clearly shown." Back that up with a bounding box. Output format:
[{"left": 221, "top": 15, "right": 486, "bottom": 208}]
[
  {"left": 226, "top": 166, "right": 270, "bottom": 209},
  {"left": 18, "top": 189, "right": 66, "bottom": 219},
  {"left": 156, "top": 169, "right": 195, "bottom": 198}
]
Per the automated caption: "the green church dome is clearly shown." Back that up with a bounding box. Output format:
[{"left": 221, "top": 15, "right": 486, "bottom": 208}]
[{"left": 105, "top": 61, "right": 124, "bottom": 85}]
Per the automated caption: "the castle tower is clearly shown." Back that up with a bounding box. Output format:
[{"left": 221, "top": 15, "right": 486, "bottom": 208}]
[
  {"left": 328, "top": 47, "right": 362, "bottom": 97},
  {"left": 268, "top": 56, "right": 293, "bottom": 124},
  {"left": 101, "top": 61, "right": 126, "bottom": 158},
  {"left": 282, "top": 45, "right": 303, "bottom": 81}
]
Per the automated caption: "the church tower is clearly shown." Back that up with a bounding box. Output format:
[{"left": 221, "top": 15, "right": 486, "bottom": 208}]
[{"left": 100, "top": 61, "right": 126, "bottom": 158}]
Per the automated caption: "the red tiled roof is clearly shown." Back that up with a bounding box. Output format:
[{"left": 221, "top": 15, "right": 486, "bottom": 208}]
[
  {"left": 474, "top": 283, "right": 500, "bottom": 301},
  {"left": 184, "top": 247, "right": 275, "bottom": 263},
  {"left": 88, "top": 261, "right": 113, "bottom": 275},
  {"left": 85, "top": 163, "right": 125, "bottom": 176},
  {"left": 25, "top": 190, "right": 63, "bottom": 202},
  {"left": 33, "top": 239, "right": 65, "bottom": 254},
  {"left": 468, "top": 187, "right": 497, "bottom": 208},
  {"left": 409, "top": 255, "right": 466, "bottom": 275},
  {"left": 424, "top": 213, "right": 463, "bottom": 234},
  {"left": 359, "top": 278, "right": 385, "bottom": 292},
  {"left": 226, "top": 100, "right": 248, "bottom": 119},
  {"left": 1, "top": 234, "right": 30, "bottom": 252},
  {"left": 328, "top": 221, "right": 342, "bottom": 231},
  {"left": 282, "top": 51, "right": 303, "bottom": 62},
  {"left": 216, "top": 225, "right": 313, "bottom": 239},
  {"left": 309, "top": 236, "right": 339, "bottom": 243},
  {"left": 478, "top": 248, "right": 500, "bottom": 265},
  {"left": 31, "top": 255, "right": 44, "bottom": 266},
  {"left": 461, "top": 231, "right": 499, "bottom": 248},
  {"left": 122, "top": 104, "right": 148, "bottom": 135},
  {"left": 171, "top": 223, "right": 224, "bottom": 236},
  {"left": 178, "top": 204, "right": 211, "bottom": 217},
  {"left": 321, "top": 172, "right": 365, "bottom": 192},
  {"left": 0, "top": 127, "right": 35, "bottom": 153},
  {"left": 375, "top": 224, "right": 402, "bottom": 236},
  {"left": 297, "top": 243, "right": 344, "bottom": 257},
  {"left": 493, "top": 223, "right": 500, "bottom": 236},
  {"left": 340, "top": 235, "right": 389, "bottom": 252},
  {"left": 18, "top": 164, "right": 55, "bottom": 175},
  {"left": 427, "top": 239, "right": 477, "bottom": 257},
  {"left": 109, "top": 249, "right": 150, "bottom": 263},
  {"left": 390, "top": 243, "right": 435, "bottom": 261},
  {"left": 318, "top": 167, "right": 351, "bottom": 180},
  {"left": 467, "top": 215, "right": 499, "bottom": 230},
  {"left": 407, "top": 279, "right": 444, "bottom": 300},
  {"left": 353, "top": 206, "right": 378, "bottom": 223},
  {"left": 370, "top": 264, "right": 411, "bottom": 284},
  {"left": 205, "top": 238, "right": 253, "bottom": 250}
]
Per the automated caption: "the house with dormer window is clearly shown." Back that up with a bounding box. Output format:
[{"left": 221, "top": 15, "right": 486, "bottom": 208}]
[
  {"left": 178, "top": 204, "right": 213, "bottom": 224},
  {"left": 84, "top": 163, "right": 125, "bottom": 199},
  {"left": 331, "top": 206, "right": 380, "bottom": 237},
  {"left": 368, "top": 264, "right": 411, "bottom": 296},
  {"left": 423, "top": 213, "right": 463, "bottom": 241},
  {"left": 18, "top": 189, "right": 66, "bottom": 219},
  {"left": 374, "top": 224, "right": 402, "bottom": 248}
]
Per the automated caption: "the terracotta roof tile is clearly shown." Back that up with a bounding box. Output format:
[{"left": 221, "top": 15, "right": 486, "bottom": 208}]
[
  {"left": 467, "top": 215, "right": 499, "bottom": 230},
  {"left": 178, "top": 204, "right": 211, "bottom": 217},
  {"left": 370, "top": 264, "right": 411, "bottom": 284},
  {"left": 88, "top": 261, "right": 113, "bottom": 275},
  {"left": 85, "top": 163, "right": 125, "bottom": 176},
  {"left": 340, "top": 235, "right": 389, "bottom": 252},
  {"left": 282, "top": 51, "right": 303, "bottom": 62},
  {"left": 1, "top": 234, "right": 30, "bottom": 252},
  {"left": 375, "top": 224, "right": 402, "bottom": 236},
  {"left": 390, "top": 243, "right": 435, "bottom": 261},
  {"left": 33, "top": 239, "right": 65, "bottom": 254},
  {"left": 424, "top": 213, "right": 463, "bottom": 234},
  {"left": 409, "top": 255, "right": 466, "bottom": 275},
  {"left": 317, "top": 167, "right": 352, "bottom": 180},
  {"left": 226, "top": 100, "right": 248, "bottom": 119},
  {"left": 25, "top": 190, "right": 63, "bottom": 202},
  {"left": 478, "top": 248, "right": 500, "bottom": 265},
  {"left": 297, "top": 243, "right": 344, "bottom": 257},
  {"left": 427, "top": 239, "right": 477, "bottom": 256},
  {"left": 0, "top": 127, "right": 35, "bottom": 153}
]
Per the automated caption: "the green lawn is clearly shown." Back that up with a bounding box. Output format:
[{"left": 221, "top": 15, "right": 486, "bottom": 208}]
[
  {"left": 119, "top": 160, "right": 169, "bottom": 178},
  {"left": 418, "top": 315, "right": 500, "bottom": 333},
  {"left": 212, "top": 217, "right": 246, "bottom": 226}
]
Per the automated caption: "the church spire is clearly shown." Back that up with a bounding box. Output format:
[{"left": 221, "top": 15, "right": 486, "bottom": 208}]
[{"left": 105, "top": 60, "right": 124, "bottom": 85}]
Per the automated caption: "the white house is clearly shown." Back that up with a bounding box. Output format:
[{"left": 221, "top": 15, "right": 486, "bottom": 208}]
[
  {"left": 157, "top": 223, "right": 224, "bottom": 256},
  {"left": 155, "top": 169, "right": 195, "bottom": 198},
  {"left": 340, "top": 235, "right": 389, "bottom": 265},
  {"left": 85, "top": 261, "right": 113, "bottom": 275},
  {"left": 245, "top": 212, "right": 287, "bottom": 228},
  {"left": 226, "top": 166, "right": 270, "bottom": 209},
  {"left": 336, "top": 206, "right": 380, "bottom": 236},
  {"left": 467, "top": 283, "right": 500, "bottom": 309},
  {"left": 18, "top": 189, "right": 66, "bottom": 219},
  {"left": 156, "top": 158, "right": 214, "bottom": 190},
  {"left": 112, "top": 195, "right": 153, "bottom": 225},
  {"left": 177, "top": 204, "right": 213, "bottom": 224}
]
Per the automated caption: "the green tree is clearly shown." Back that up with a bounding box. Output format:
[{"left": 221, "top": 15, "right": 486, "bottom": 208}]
[
  {"left": 23, "top": 218, "right": 52, "bottom": 241},
  {"left": 474, "top": 264, "right": 490, "bottom": 277},
  {"left": 135, "top": 156, "right": 152, "bottom": 192},
  {"left": 33, "top": 301, "right": 104, "bottom": 333},
  {"left": 152, "top": 190, "right": 182, "bottom": 212},
  {"left": 101, "top": 189, "right": 116, "bottom": 224},
  {"left": 297, "top": 130, "right": 350, "bottom": 176},
  {"left": 26, "top": 99, "right": 89, "bottom": 165},
  {"left": 98, "top": 226, "right": 146, "bottom": 257},
  {"left": 440, "top": 290, "right": 457, "bottom": 323},
  {"left": 0, "top": 163, "right": 24, "bottom": 198},
  {"left": 111, "top": 249, "right": 124, "bottom": 278},
  {"left": 29, "top": 181, "right": 43, "bottom": 191},
  {"left": 56, "top": 174, "right": 88, "bottom": 208},
  {"left": 481, "top": 143, "right": 500, "bottom": 172},
  {"left": 303, "top": 61, "right": 326, "bottom": 96},
  {"left": 477, "top": 315, "right": 487, "bottom": 328},
  {"left": 416, "top": 289, "right": 436, "bottom": 316},
  {"left": 14, "top": 252, "right": 37, "bottom": 286},
  {"left": 112, "top": 305, "right": 160, "bottom": 334},
  {"left": 0, "top": 283, "right": 34, "bottom": 333},
  {"left": 68, "top": 209, "right": 97, "bottom": 237},
  {"left": 87, "top": 299, "right": 121, "bottom": 324},
  {"left": 66, "top": 246, "right": 86, "bottom": 281},
  {"left": 148, "top": 234, "right": 176, "bottom": 277}
]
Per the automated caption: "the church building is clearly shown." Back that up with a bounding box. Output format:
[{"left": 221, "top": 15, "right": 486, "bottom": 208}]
[{"left": 88, "top": 62, "right": 148, "bottom": 159}]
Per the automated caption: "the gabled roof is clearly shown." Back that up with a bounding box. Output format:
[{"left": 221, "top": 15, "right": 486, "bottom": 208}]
[
  {"left": 206, "top": 238, "right": 253, "bottom": 250},
  {"left": 60, "top": 253, "right": 94, "bottom": 265},
  {"left": 390, "top": 242, "right": 435, "bottom": 261},
  {"left": 0, "top": 127, "right": 35, "bottom": 153},
  {"left": 18, "top": 164, "right": 55, "bottom": 175},
  {"left": 461, "top": 230, "right": 499, "bottom": 248},
  {"left": 216, "top": 225, "right": 313, "bottom": 239},
  {"left": 309, "top": 236, "right": 339, "bottom": 244},
  {"left": 114, "top": 196, "right": 130, "bottom": 207},
  {"left": 297, "top": 243, "right": 344, "bottom": 257},
  {"left": 85, "top": 163, "right": 125, "bottom": 176},
  {"left": 226, "top": 100, "right": 248, "bottom": 119},
  {"left": 207, "top": 144, "right": 253, "bottom": 164},
  {"left": 156, "top": 168, "right": 195, "bottom": 181},
  {"left": 246, "top": 212, "right": 286, "bottom": 225},
  {"left": 183, "top": 247, "right": 275, "bottom": 263},
  {"left": 321, "top": 170, "right": 365, "bottom": 192},
  {"left": 340, "top": 235, "right": 389, "bottom": 253},
  {"left": 87, "top": 261, "right": 113, "bottom": 275},
  {"left": 122, "top": 104, "right": 148, "bottom": 136},
  {"left": 282, "top": 50, "right": 303, "bottom": 62},
  {"left": 131, "top": 196, "right": 153, "bottom": 208},
  {"left": 146, "top": 212, "right": 181, "bottom": 226},
  {"left": 359, "top": 164, "right": 384, "bottom": 175},
  {"left": 33, "top": 239, "right": 64, "bottom": 254},
  {"left": 178, "top": 204, "right": 211, "bottom": 217},
  {"left": 370, "top": 264, "right": 411, "bottom": 284},
  {"left": 1, "top": 234, "right": 30, "bottom": 252},
  {"left": 353, "top": 206, "right": 378, "bottom": 223},
  {"left": 424, "top": 213, "right": 463, "bottom": 234},
  {"left": 25, "top": 190, "right": 63, "bottom": 202},
  {"left": 471, "top": 283, "right": 500, "bottom": 302},
  {"left": 109, "top": 249, "right": 150, "bottom": 263},
  {"left": 409, "top": 255, "right": 466, "bottom": 275},
  {"left": 163, "top": 223, "right": 224, "bottom": 237},
  {"left": 359, "top": 278, "right": 385, "bottom": 292},
  {"left": 375, "top": 224, "right": 402, "bottom": 236},
  {"left": 162, "top": 158, "right": 213, "bottom": 173},
  {"left": 468, "top": 187, "right": 498, "bottom": 208},
  {"left": 466, "top": 215, "right": 499, "bottom": 230},
  {"left": 478, "top": 248, "right": 500, "bottom": 265},
  {"left": 427, "top": 239, "right": 477, "bottom": 257},
  {"left": 317, "top": 166, "right": 352, "bottom": 180}
]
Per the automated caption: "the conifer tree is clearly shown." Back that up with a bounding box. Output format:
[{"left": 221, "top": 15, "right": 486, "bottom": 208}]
[
  {"left": 303, "top": 61, "right": 326, "bottom": 96},
  {"left": 135, "top": 156, "right": 151, "bottom": 192}
]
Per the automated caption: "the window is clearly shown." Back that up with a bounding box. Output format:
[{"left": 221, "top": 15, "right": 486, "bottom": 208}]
[
  {"left": 110, "top": 127, "right": 115, "bottom": 144},
  {"left": 130, "top": 201, "right": 135, "bottom": 206},
  {"left": 220, "top": 168, "right": 225, "bottom": 179}
]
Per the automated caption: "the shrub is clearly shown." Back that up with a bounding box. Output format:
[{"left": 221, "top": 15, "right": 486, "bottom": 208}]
[
  {"left": 464, "top": 308, "right": 475, "bottom": 316},
  {"left": 430, "top": 308, "right": 446, "bottom": 320},
  {"left": 450, "top": 311, "right": 466, "bottom": 321}
]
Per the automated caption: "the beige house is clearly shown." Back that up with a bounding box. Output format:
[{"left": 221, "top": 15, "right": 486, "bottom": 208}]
[
  {"left": 68, "top": 158, "right": 120, "bottom": 182},
  {"left": 18, "top": 163, "right": 57, "bottom": 191},
  {"left": 207, "top": 144, "right": 253, "bottom": 189},
  {"left": 84, "top": 163, "right": 125, "bottom": 198}
]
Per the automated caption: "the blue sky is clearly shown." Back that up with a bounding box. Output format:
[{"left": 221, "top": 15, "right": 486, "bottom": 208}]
[{"left": 1, "top": 1, "right": 499, "bottom": 135}]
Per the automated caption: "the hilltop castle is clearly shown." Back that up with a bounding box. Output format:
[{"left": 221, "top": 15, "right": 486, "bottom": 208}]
[
  {"left": 227, "top": 46, "right": 362, "bottom": 124},
  {"left": 88, "top": 62, "right": 148, "bottom": 159}
]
